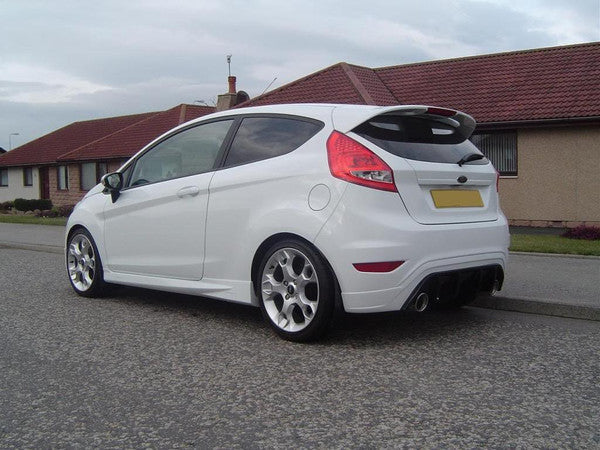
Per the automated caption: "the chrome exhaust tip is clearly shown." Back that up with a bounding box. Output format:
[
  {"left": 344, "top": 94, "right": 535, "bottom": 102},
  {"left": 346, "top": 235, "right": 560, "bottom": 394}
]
[{"left": 413, "top": 292, "right": 429, "bottom": 312}]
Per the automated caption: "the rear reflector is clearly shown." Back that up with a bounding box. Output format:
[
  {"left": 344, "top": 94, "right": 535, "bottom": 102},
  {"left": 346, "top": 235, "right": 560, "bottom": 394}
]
[
  {"left": 353, "top": 261, "right": 404, "bottom": 272},
  {"left": 327, "top": 131, "right": 397, "bottom": 192}
]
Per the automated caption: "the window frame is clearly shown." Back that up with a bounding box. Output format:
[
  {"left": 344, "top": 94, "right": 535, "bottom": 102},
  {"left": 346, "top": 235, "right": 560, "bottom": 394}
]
[
  {"left": 57, "top": 165, "right": 69, "bottom": 190},
  {"left": 23, "top": 167, "right": 33, "bottom": 186},
  {"left": 0, "top": 168, "right": 8, "bottom": 187},
  {"left": 469, "top": 130, "right": 518, "bottom": 177}
]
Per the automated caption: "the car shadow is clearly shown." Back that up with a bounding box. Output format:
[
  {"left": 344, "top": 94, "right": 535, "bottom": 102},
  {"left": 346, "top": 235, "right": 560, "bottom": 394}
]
[{"left": 92, "top": 284, "right": 491, "bottom": 346}]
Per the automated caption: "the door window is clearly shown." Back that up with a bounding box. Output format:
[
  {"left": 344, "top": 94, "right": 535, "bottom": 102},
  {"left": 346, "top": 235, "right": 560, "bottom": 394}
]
[{"left": 128, "top": 120, "right": 233, "bottom": 187}]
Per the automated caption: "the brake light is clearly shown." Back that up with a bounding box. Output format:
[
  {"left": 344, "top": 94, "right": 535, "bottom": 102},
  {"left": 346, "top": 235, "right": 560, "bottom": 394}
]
[
  {"left": 426, "top": 107, "right": 456, "bottom": 117},
  {"left": 353, "top": 261, "right": 404, "bottom": 272},
  {"left": 327, "top": 131, "right": 397, "bottom": 192},
  {"left": 496, "top": 170, "right": 500, "bottom": 192}
]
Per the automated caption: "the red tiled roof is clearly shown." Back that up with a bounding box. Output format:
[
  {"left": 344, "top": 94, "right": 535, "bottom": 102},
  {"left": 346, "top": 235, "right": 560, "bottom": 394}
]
[
  {"left": 57, "top": 104, "right": 214, "bottom": 162},
  {"left": 0, "top": 112, "right": 156, "bottom": 167},
  {"left": 242, "top": 42, "right": 600, "bottom": 124},
  {"left": 376, "top": 42, "right": 600, "bottom": 123},
  {"left": 243, "top": 63, "right": 369, "bottom": 107}
]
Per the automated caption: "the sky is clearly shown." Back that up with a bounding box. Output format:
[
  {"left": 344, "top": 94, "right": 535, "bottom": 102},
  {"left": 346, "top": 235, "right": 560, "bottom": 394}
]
[{"left": 1, "top": 0, "right": 599, "bottom": 150}]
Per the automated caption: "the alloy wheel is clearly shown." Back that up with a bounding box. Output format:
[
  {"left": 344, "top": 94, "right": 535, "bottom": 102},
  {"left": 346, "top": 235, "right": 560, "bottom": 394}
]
[{"left": 261, "top": 248, "right": 320, "bottom": 333}]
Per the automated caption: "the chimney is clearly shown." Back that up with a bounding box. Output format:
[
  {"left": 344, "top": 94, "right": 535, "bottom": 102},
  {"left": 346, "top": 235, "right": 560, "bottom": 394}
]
[
  {"left": 217, "top": 75, "right": 239, "bottom": 111},
  {"left": 228, "top": 76, "right": 237, "bottom": 94}
]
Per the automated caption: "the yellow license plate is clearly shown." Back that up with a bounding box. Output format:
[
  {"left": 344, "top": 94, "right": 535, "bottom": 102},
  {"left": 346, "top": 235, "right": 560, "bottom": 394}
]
[{"left": 430, "top": 189, "right": 484, "bottom": 208}]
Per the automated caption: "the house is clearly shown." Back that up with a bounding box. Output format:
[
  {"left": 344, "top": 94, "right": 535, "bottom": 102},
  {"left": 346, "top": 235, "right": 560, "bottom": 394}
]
[
  {"left": 239, "top": 42, "right": 600, "bottom": 227},
  {"left": 0, "top": 104, "right": 214, "bottom": 206},
  {"left": 2, "top": 42, "right": 598, "bottom": 226}
]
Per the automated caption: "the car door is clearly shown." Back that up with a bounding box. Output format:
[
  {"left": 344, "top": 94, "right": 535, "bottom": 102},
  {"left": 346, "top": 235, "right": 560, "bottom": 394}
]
[{"left": 103, "top": 119, "right": 234, "bottom": 280}]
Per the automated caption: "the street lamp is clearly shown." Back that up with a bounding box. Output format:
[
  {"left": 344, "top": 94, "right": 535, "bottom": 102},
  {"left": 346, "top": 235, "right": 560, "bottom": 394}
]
[{"left": 9, "top": 133, "right": 19, "bottom": 151}]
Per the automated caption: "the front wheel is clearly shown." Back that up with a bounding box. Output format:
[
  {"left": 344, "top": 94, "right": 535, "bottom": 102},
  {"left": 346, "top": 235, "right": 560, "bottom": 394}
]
[
  {"left": 66, "top": 229, "right": 106, "bottom": 297},
  {"left": 258, "top": 240, "right": 335, "bottom": 342}
]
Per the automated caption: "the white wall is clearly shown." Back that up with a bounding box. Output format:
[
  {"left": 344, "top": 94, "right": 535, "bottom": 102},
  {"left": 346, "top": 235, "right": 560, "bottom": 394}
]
[{"left": 0, "top": 167, "right": 40, "bottom": 202}]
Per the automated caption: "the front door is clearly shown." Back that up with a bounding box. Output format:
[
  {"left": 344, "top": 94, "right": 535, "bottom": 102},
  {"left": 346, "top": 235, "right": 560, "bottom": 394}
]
[
  {"left": 103, "top": 119, "right": 234, "bottom": 281},
  {"left": 39, "top": 167, "right": 50, "bottom": 199}
]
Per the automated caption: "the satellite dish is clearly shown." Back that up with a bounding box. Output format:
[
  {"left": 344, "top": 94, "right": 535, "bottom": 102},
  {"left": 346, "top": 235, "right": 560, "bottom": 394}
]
[{"left": 236, "top": 90, "right": 250, "bottom": 105}]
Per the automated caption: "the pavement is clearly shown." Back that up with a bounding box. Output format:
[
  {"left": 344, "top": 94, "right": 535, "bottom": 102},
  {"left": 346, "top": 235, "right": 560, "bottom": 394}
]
[{"left": 1, "top": 222, "right": 599, "bottom": 321}]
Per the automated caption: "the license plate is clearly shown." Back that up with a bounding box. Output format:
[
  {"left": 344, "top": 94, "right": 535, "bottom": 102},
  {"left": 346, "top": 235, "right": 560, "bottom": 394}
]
[{"left": 430, "top": 189, "right": 484, "bottom": 208}]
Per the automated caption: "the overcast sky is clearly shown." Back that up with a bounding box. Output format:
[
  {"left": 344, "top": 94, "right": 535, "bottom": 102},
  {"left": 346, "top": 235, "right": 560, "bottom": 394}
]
[{"left": 1, "top": 0, "right": 599, "bottom": 150}]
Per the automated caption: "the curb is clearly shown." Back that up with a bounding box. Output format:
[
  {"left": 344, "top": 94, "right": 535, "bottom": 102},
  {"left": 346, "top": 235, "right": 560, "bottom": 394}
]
[
  {"left": 0, "top": 242, "right": 63, "bottom": 255},
  {"left": 472, "top": 295, "right": 600, "bottom": 322}
]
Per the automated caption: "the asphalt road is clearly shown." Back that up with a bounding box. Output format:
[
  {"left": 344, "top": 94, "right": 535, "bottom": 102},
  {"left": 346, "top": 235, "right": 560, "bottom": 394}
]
[{"left": 1, "top": 248, "right": 599, "bottom": 448}]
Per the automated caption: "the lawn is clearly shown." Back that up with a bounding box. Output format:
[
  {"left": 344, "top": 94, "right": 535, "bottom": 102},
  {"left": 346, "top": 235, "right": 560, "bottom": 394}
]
[
  {"left": 0, "top": 215, "right": 67, "bottom": 226},
  {"left": 510, "top": 234, "right": 600, "bottom": 256}
]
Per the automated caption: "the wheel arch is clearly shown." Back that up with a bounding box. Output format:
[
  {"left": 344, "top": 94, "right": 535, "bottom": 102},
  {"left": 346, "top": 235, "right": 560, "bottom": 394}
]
[{"left": 250, "top": 232, "right": 343, "bottom": 311}]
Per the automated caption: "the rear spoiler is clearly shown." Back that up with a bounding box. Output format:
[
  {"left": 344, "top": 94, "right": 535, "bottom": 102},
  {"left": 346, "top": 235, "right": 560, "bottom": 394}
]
[{"left": 332, "top": 105, "right": 477, "bottom": 138}]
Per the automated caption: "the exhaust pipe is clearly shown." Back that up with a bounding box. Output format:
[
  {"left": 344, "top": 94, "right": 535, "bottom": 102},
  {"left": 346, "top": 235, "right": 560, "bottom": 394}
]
[{"left": 412, "top": 292, "right": 429, "bottom": 312}]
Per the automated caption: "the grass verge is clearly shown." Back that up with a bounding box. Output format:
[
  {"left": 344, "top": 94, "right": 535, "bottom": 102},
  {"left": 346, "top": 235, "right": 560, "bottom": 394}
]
[
  {"left": 0, "top": 215, "right": 67, "bottom": 226},
  {"left": 510, "top": 234, "right": 600, "bottom": 256}
]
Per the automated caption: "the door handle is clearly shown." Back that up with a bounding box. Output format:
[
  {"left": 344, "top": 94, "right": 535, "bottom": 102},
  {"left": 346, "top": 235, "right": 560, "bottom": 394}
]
[{"left": 177, "top": 186, "right": 200, "bottom": 198}]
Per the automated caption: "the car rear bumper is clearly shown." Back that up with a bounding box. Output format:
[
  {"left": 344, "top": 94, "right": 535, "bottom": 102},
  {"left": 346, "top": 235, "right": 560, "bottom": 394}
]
[{"left": 313, "top": 184, "right": 509, "bottom": 313}]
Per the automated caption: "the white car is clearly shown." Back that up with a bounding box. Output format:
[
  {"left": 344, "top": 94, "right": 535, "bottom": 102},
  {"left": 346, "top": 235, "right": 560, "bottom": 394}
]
[{"left": 66, "top": 104, "right": 509, "bottom": 341}]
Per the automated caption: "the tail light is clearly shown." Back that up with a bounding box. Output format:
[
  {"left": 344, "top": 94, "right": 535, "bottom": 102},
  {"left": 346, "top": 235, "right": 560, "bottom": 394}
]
[
  {"left": 496, "top": 170, "right": 500, "bottom": 192},
  {"left": 326, "top": 131, "right": 397, "bottom": 192}
]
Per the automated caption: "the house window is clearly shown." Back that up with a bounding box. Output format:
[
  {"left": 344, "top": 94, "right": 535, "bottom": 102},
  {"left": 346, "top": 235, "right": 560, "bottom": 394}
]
[
  {"left": 81, "top": 162, "right": 109, "bottom": 190},
  {"left": 0, "top": 169, "right": 8, "bottom": 187},
  {"left": 470, "top": 132, "right": 517, "bottom": 176},
  {"left": 23, "top": 167, "right": 33, "bottom": 186},
  {"left": 57, "top": 165, "right": 69, "bottom": 190}
]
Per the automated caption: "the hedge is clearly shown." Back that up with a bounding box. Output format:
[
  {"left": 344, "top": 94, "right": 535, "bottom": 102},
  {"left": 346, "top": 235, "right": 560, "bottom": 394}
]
[{"left": 13, "top": 198, "right": 53, "bottom": 212}]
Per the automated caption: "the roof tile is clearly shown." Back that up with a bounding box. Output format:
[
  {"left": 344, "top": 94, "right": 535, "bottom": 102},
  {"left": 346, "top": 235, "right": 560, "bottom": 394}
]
[
  {"left": 57, "top": 105, "right": 214, "bottom": 162},
  {"left": 0, "top": 112, "right": 156, "bottom": 167}
]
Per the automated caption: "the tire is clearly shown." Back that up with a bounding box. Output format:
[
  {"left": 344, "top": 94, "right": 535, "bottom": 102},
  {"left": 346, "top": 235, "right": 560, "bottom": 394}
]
[
  {"left": 66, "top": 228, "right": 106, "bottom": 297},
  {"left": 257, "top": 239, "right": 335, "bottom": 342}
]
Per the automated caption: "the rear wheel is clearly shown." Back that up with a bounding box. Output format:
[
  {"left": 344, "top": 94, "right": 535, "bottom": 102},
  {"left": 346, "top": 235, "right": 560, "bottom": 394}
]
[
  {"left": 66, "top": 229, "right": 106, "bottom": 297},
  {"left": 258, "top": 239, "right": 335, "bottom": 342}
]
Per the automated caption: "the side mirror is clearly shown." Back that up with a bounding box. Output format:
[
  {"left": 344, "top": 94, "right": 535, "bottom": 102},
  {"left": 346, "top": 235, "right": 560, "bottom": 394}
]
[{"left": 101, "top": 172, "right": 123, "bottom": 203}]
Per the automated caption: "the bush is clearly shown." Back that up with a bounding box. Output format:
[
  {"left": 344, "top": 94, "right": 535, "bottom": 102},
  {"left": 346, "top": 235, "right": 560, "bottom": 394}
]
[
  {"left": 561, "top": 225, "right": 600, "bottom": 241},
  {"left": 56, "top": 204, "right": 75, "bottom": 217},
  {"left": 13, "top": 198, "right": 52, "bottom": 212},
  {"left": 0, "top": 201, "right": 14, "bottom": 212},
  {"left": 35, "top": 205, "right": 74, "bottom": 218}
]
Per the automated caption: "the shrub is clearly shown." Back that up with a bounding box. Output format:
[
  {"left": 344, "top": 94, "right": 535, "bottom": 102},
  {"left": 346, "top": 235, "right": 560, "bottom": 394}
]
[
  {"left": 0, "top": 201, "right": 14, "bottom": 212},
  {"left": 56, "top": 204, "right": 75, "bottom": 217},
  {"left": 13, "top": 198, "right": 52, "bottom": 212},
  {"left": 561, "top": 225, "right": 600, "bottom": 240}
]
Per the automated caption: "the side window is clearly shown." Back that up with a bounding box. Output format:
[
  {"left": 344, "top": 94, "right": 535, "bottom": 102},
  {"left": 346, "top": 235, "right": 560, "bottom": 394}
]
[
  {"left": 224, "top": 117, "right": 322, "bottom": 167},
  {"left": 128, "top": 120, "right": 233, "bottom": 187}
]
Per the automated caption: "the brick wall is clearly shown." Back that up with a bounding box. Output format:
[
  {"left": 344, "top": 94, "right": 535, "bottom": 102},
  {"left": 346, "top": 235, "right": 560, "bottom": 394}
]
[{"left": 49, "top": 160, "right": 126, "bottom": 206}]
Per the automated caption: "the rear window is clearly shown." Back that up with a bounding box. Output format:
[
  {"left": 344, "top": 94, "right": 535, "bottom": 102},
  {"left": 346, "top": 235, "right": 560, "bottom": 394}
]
[
  {"left": 353, "top": 115, "right": 489, "bottom": 165},
  {"left": 224, "top": 116, "right": 323, "bottom": 167}
]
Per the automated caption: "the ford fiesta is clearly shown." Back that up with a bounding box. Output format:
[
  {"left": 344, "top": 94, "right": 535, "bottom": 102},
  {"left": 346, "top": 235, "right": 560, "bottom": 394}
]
[{"left": 66, "top": 104, "right": 509, "bottom": 341}]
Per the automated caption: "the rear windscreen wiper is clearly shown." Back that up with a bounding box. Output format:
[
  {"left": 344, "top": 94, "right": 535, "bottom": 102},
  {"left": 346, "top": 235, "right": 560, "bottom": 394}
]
[{"left": 457, "top": 153, "right": 485, "bottom": 166}]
